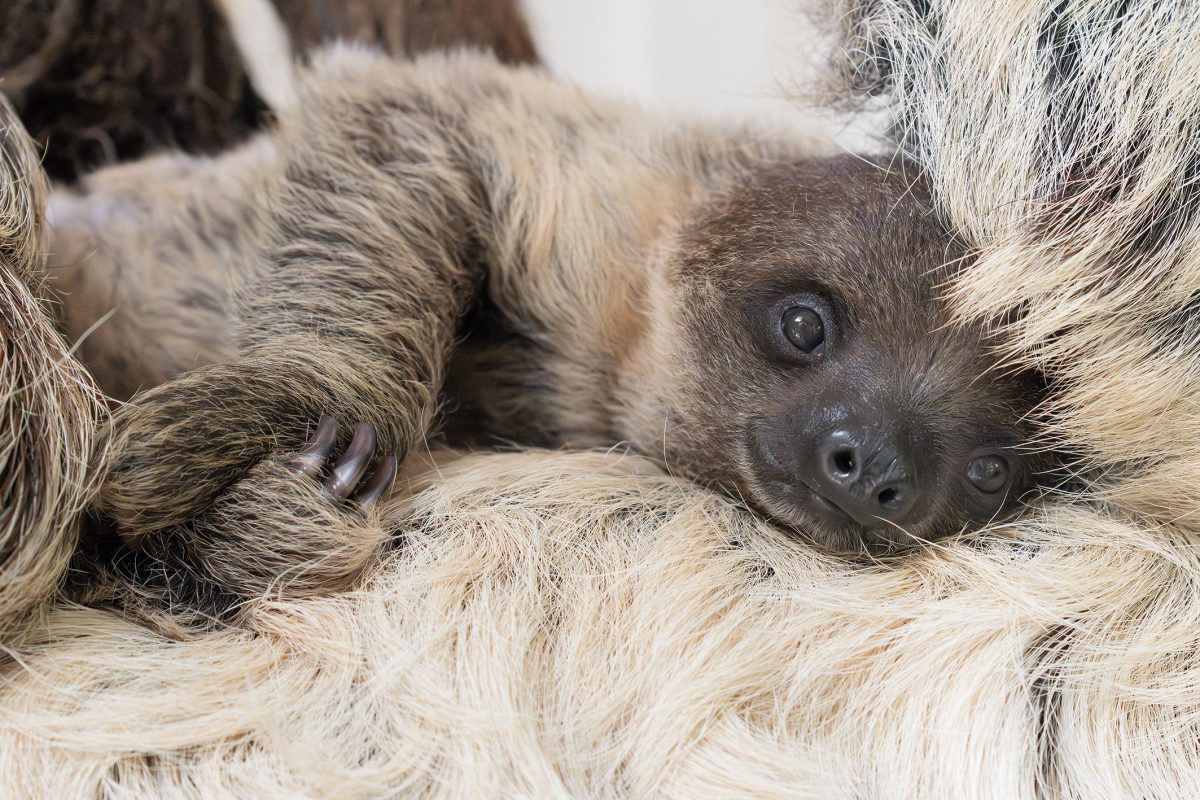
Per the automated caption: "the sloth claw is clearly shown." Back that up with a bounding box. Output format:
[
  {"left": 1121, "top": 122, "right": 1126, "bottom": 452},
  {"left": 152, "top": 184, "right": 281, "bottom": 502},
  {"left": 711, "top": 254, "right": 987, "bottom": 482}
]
[
  {"left": 288, "top": 417, "right": 395, "bottom": 506},
  {"left": 289, "top": 415, "right": 338, "bottom": 477},
  {"left": 326, "top": 422, "right": 377, "bottom": 499},
  {"left": 355, "top": 454, "right": 399, "bottom": 508}
]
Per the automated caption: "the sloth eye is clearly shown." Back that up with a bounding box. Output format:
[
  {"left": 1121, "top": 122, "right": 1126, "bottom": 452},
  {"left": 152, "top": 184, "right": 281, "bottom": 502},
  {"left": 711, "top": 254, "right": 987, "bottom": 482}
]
[
  {"left": 967, "top": 453, "right": 1010, "bottom": 494},
  {"left": 781, "top": 306, "right": 825, "bottom": 354}
]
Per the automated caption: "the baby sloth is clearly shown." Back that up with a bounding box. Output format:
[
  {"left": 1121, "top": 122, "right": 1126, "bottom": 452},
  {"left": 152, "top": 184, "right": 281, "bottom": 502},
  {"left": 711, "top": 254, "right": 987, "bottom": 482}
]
[{"left": 97, "top": 49, "right": 1051, "bottom": 602}]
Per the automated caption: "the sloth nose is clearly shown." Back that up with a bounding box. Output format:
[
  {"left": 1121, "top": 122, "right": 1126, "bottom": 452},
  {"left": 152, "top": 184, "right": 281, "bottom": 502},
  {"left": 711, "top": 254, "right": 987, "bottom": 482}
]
[{"left": 812, "top": 429, "right": 919, "bottom": 527}]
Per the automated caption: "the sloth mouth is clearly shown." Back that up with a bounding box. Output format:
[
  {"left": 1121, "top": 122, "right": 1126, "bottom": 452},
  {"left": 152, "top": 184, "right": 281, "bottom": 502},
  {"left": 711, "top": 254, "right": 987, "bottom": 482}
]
[
  {"left": 801, "top": 483, "right": 858, "bottom": 527},
  {"left": 759, "top": 479, "right": 925, "bottom": 556},
  {"left": 750, "top": 479, "right": 876, "bottom": 554},
  {"left": 743, "top": 421, "right": 888, "bottom": 552},
  {"left": 745, "top": 427, "right": 852, "bottom": 520},
  {"left": 744, "top": 425, "right": 951, "bottom": 557}
]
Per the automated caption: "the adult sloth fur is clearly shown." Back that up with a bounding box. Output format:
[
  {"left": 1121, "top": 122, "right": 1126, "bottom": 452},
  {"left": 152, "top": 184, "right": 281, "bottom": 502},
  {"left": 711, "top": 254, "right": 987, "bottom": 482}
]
[
  {"left": 5, "top": 3, "right": 1200, "bottom": 799},
  {"left": 825, "top": 0, "right": 1200, "bottom": 521},
  {"left": 0, "top": 95, "right": 103, "bottom": 647},
  {"left": 818, "top": 0, "right": 1200, "bottom": 793},
  {"left": 0, "top": 451, "right": 1190, "bottom": 799}
]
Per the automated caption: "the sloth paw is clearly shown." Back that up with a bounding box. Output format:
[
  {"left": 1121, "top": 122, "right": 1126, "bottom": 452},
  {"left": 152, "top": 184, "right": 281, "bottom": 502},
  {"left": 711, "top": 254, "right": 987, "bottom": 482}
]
[
  {"left": 177, "top": 415, "right": 401, "bottom": 600},
  {"left": 287, "top": 415, "right": 399, "bottom": 507}
]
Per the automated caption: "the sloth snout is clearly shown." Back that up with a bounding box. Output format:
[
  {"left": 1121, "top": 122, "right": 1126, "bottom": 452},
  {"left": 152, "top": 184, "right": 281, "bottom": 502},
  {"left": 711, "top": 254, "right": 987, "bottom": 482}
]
[{"left": 813, "top": 428, "right": 920, "bottom": 527}]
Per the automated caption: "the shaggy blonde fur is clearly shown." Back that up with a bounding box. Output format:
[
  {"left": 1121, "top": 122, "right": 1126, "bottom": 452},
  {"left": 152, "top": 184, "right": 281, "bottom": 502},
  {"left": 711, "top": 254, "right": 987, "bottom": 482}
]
[
  {"left": 0, "top": 94, "right": 104, "bottom": 647},
  {"left": 4, "top": 1, "right": 1200, "bottom": 797},
  {"left": 3, "top": 449, "right": 1195, "bottom": 798}
]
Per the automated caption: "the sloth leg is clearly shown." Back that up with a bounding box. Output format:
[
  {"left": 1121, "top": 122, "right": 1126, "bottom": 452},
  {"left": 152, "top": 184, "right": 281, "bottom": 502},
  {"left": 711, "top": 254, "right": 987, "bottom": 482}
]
[
  {"left": 101, "top": 321, "right": 452, "bottom": 541},
  {"left": 100, "top": 81, "right": 479, "bottom": 549},
  {"left": 185, "top": 414, "right": 400, "bottom": 601},
  {"left": 98, "top": 51, "right": 585, "bottom": 601}
]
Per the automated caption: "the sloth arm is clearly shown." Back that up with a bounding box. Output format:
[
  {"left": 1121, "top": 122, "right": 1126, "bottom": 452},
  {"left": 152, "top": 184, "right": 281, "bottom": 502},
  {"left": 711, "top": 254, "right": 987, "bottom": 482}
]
[{"left": 101, "top": 49, "right": 724, "bottom": 547}]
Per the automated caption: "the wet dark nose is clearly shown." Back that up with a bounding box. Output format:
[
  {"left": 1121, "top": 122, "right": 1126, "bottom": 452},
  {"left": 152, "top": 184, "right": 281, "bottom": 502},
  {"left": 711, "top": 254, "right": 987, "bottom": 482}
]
[{"left": 813, "top": 429, "right": 919, "bottom": 526}]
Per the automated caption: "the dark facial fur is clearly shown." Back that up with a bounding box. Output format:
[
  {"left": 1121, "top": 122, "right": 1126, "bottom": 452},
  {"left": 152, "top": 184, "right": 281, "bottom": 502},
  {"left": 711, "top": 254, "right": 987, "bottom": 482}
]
[{"left": 656, "top": 156, "right": 1053, "bottom": 554}]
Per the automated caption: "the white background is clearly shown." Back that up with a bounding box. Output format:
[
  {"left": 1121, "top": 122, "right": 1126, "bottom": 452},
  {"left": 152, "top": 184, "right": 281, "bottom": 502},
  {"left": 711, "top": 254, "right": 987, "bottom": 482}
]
[{"left": 521, "top": 0, "right": 883, "bottom": 149}]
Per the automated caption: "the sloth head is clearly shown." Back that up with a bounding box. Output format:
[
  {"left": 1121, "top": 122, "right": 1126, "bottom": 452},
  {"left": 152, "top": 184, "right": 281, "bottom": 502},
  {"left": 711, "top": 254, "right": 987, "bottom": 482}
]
[{"left": 656, "top": 155, "right": 1054, "bottom": 554}]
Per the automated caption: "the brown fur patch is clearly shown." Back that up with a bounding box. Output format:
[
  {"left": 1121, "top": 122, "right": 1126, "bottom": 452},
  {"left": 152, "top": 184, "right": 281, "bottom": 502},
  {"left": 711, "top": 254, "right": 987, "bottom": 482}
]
[
  {"left": 0, "top": 93, "right": 104, "bottom": 645},
  {"left": 0, "top": 0, "right": 538, "bottom": 181}
]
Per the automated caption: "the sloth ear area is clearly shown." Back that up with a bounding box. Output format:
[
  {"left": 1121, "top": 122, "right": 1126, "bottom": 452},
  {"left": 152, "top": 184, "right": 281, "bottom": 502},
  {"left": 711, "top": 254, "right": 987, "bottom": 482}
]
[{"left": 288, "top": 415, "right": 399, "bottom": 508}]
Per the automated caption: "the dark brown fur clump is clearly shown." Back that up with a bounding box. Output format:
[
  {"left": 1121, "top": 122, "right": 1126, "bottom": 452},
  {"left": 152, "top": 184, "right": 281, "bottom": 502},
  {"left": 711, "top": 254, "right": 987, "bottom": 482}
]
[
  {"left": 0, "top": 0, "right": 537, "bottom": 181},
  {"left": 273, "top": 0, "right": 539, "bottom": 67}
]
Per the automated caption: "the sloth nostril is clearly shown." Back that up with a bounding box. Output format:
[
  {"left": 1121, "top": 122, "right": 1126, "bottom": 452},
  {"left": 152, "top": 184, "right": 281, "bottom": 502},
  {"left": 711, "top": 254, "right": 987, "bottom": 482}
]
[
  {"left": 831, "top": 449, "right": 855, "bottom": 477},
  {"left": 815, "top": 430, "right": 920, "bottom": 524}
]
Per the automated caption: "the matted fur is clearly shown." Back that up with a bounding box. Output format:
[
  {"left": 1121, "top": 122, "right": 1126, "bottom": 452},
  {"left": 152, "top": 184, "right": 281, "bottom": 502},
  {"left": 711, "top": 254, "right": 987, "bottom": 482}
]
[
  {"left": 45, "top": 139, "right": 272, "bottom": 399},
  {"left": 4, "top": 3, "right": 1200, "bottom": 798},
  {"left": 0, "top": 94, "right": 103, "bottom": 646}
]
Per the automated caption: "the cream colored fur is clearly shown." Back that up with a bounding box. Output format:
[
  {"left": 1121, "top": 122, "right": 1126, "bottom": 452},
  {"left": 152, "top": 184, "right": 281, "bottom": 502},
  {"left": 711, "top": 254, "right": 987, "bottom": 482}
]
[
  {"left": 4, "top": 2, "right": 1200, "bottom": 797},
  {"left": 3, "top": 449, "right": 1193, "bottom": 798},
  {"left": 825, "top": 0, "right": 1200, "bottom": 516}
]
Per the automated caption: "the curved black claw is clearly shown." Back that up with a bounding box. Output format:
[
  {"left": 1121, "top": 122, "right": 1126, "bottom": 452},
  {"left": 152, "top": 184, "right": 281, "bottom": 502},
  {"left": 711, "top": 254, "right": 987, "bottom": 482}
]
[
  {"left": 287, "top": 417, "right": 395, "bottom": 505},
  {"left": 355, "top": 454, "right": 399, "bottom": 508},
  {"left": 325, "top": 422, "right": 377, "bottom": 499},
  {"left": 289, "top": 415, "right": 337, "bottom": 477}
]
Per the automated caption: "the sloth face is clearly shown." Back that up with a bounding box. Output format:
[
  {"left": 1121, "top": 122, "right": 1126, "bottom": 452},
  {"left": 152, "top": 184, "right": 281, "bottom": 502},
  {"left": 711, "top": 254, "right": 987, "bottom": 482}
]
[{"left": 663, "top": 155, "right": 1054, "bottom": 554}]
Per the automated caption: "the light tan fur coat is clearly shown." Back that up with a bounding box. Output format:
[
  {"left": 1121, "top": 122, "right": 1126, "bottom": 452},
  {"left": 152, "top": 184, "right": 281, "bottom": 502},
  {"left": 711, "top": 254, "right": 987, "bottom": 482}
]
[{"left": 2, "top": 2, "right": 1199, "bottom": 797}]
